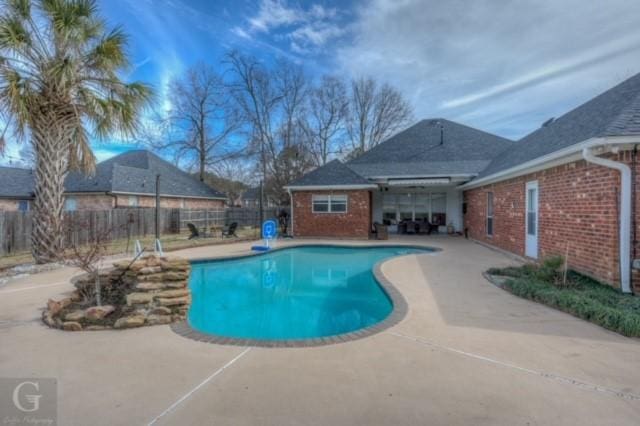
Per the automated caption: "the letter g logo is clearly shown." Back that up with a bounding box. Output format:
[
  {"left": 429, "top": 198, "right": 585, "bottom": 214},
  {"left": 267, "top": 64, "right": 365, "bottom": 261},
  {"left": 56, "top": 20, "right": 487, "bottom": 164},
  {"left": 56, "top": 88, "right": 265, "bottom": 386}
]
[{"left": 12, "top": 381, "right": 42, "bottom": 412}]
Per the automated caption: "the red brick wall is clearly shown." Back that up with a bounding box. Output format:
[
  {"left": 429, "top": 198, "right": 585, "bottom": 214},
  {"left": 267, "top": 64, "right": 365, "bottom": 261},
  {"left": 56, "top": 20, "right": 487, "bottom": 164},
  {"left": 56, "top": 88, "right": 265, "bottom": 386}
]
[
  {"left": 114, "top": 195, "right": 224, "bottom": 209},
  {"left": 69, "top": 194, "right": 115, "bottom": 210},
  {"left": 464, "top": 150, "right": 638, "bottom": 290},
  {"left": 292, "top": 190, "right": 371, "bottom": 239},
  {"left": 0, "top": 199, "right": 31, "bottom": 211}
]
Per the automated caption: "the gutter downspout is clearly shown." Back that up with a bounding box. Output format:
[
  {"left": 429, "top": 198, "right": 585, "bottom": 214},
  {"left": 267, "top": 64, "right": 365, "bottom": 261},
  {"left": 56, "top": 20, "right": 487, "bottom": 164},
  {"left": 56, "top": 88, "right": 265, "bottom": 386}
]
[
  {"left": 582, "top": 147, "right": 632, "bottom": 293},
  {"left": 287, "top": 189, "right": 294, "bottom": 237}
]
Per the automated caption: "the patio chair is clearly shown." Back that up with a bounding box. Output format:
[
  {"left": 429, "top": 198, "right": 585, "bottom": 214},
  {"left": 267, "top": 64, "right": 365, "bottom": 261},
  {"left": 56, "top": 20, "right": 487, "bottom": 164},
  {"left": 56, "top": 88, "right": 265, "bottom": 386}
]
[
  {"left": 187, "top": 223, "right": 199, "bottom": 240},
  {"left": 373, "top": 222, "right": 388, "bottom": 240},
  {"left": 222, "top": 222, "right": 238, "bottom": 238},
  {"left": 405, "top": 221, "right": 417, "bottom": 234}
]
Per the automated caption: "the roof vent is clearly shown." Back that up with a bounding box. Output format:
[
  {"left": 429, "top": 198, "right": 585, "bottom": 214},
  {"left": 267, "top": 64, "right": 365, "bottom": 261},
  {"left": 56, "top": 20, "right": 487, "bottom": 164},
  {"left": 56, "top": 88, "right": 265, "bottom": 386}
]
[
  {"left": 542, "top": 117, "right": 555, "bottom": 127},
  {"left": 433, "top": 120, "right": 444, "bottom": 145}
]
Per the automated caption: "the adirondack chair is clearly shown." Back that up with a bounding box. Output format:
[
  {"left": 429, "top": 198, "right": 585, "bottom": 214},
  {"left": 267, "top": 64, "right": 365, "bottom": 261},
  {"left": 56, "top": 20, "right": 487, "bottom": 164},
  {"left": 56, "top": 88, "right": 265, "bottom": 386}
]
[
  {"left": 187, "top": 223, "right": 199, "bottom": 240},
  {"left": 222, "top": 222, "right": 238, "bottom": 238}
]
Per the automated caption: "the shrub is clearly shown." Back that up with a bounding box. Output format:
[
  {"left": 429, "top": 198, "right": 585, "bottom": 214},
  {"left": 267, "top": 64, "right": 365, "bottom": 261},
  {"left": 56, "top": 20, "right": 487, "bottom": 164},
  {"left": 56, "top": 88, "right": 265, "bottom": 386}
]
[{"left": 493, "top": 265, "right": 640, "bottom": 337}]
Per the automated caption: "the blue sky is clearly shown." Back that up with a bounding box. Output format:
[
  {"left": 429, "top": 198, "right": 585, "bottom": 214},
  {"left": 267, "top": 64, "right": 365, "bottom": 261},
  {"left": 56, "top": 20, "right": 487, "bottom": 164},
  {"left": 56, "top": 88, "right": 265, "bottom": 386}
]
[{"left": 3, "top": 0, "right": 640, "bottom": 166}]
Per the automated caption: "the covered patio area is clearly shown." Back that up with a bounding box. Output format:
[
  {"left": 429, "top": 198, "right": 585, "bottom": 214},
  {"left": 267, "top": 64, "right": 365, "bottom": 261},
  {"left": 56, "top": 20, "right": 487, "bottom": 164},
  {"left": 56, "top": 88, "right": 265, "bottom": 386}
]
[{"left": 370, "top": 179, "right": 464, "bottom": 235}]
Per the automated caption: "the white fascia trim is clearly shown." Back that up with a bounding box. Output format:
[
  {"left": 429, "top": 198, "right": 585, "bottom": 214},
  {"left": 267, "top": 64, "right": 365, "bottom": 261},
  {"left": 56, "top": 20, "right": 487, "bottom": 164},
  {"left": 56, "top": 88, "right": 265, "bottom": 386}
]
[
  {"left": 285, "top": 184, "right": 377, "bottom": 191},
  {"left": 460, "top": 136, "right": 640, "bottom": 189},
  {"left": 110, "top": 191, "right": 226, "bottom": 201},
  {"left": 368, "top": 173, "right": 476, "bottom": 180}
]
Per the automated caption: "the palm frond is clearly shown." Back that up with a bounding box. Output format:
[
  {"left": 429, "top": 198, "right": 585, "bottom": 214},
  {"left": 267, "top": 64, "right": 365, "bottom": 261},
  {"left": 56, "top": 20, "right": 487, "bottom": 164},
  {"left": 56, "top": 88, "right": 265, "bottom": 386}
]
[
  {"left": 86, "top": 26, "right": 128, "bottom": 71},
  {"left": 0, "top": 15, "right": 32, "bottom": 51},
  {"left": 68, "top": 119, "right": 95, "bottom": 173},
  {"left": 0, "top": 67, "right": 31, "bottom": 132},
  {"left": 6, "top": 0, "right": 32, "bottom": 20}
]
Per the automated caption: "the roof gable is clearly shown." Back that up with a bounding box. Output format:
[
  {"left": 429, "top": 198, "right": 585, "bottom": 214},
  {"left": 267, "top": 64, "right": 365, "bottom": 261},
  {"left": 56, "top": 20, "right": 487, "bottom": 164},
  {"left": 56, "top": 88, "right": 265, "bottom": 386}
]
[
  {"left": 348, "top": 119, "right": 513, "bottom": 177},
  {"left": 65, "top": 150, "right": 225, "bottom": 199},
  {"left": 288, "top": 160, "right": 372, "bottom": 187}
]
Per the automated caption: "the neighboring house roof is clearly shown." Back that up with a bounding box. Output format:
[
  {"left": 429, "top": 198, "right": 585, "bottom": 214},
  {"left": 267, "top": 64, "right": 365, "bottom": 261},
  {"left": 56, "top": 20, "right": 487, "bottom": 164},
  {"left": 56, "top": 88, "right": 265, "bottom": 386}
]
[
  {"left": 348, "top": 118, "right": 514, "bottom": 178},
  {"left": 479, "top": 72, "right": 640, "bottom": 178},
  {"left": 287, "top": 159, "right": 375, "bottom": 188},
  {"left": 65, "top": 150, "right": 226, "bottom": 199},
  {"left": 242, "top": 186, "right": 261, "bottom": 201},
  {"left": 0, "top": 166, "right": 34, "bottom": 198}
]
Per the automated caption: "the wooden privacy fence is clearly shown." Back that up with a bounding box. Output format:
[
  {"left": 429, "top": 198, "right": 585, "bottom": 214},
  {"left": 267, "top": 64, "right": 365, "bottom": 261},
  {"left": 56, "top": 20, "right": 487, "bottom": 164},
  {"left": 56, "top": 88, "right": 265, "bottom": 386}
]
[
  {"left": 0, "top": 208, "right": 181, "bottom": 256},
  {"left": 0, "top": 206, "right": 291, "bottom": 256},
  {"left": 180, "top": 207, "right": 290, "bottom": 230}
]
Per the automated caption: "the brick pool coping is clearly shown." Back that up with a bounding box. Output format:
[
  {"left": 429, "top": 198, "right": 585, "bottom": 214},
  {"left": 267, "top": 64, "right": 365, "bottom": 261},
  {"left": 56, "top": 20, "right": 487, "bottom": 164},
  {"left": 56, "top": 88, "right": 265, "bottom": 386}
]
[{"left": 171, "top": 243, "right": 439, "bottom": 348}]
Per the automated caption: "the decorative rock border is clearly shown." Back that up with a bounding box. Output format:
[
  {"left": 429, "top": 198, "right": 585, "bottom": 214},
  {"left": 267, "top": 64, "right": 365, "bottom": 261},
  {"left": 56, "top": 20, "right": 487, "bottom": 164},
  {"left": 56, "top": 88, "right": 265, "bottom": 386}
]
[
  {"left": 171, "top": 243, "right": 438, "bottom": 347},
  {"left": 42, "top": 255, "right": 191, "bottom": 331}
]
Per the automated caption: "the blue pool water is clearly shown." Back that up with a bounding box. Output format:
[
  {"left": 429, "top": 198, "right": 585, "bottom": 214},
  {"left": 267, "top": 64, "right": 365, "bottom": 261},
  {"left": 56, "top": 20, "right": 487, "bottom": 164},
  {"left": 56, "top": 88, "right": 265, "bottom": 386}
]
[{"left": 188, "top": 245, "right": 432, "bottom": 340}]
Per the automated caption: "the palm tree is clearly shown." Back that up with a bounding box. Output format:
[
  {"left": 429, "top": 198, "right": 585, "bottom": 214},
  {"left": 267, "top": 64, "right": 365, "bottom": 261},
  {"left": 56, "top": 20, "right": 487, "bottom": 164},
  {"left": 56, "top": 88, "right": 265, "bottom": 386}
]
[{"left": 0, "top": 0, "right": 152, "bottom": 263}]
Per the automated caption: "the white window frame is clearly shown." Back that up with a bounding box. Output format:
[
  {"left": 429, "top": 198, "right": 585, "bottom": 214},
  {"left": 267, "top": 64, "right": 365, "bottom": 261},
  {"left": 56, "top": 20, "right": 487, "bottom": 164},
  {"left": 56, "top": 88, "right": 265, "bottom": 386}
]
[
  {"left": 486, "top": 192, "right": 494, "bottom": 236},
  {"left": 64, "top": 197, "right": 77, "bottom": 211},
  {"left": 128, "top": 195, "right": 139, "bottom": 207},
  {"left": 312, "top": 194, "right": 348, "bottom": 213},
  {"left": 18, "top": 200, "right": 30, "bottom": 212}
]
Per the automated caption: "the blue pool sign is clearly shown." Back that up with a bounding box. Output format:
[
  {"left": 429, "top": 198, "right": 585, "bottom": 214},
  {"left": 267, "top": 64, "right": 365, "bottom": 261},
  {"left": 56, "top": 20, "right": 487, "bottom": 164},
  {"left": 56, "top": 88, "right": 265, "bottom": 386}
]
[{"left": 262, "top": 220, "right": 277, "bottom": 240}]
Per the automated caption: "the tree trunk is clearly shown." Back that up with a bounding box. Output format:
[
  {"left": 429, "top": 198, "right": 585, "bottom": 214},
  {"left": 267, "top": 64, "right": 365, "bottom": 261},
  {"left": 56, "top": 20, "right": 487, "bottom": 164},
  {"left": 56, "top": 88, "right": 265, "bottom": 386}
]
[{"left": 30, "top": 109, "right": 74, "bottom": 264}]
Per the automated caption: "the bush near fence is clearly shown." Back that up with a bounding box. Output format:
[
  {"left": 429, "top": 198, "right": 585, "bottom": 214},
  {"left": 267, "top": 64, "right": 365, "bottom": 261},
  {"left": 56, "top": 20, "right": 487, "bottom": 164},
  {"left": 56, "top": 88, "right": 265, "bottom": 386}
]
[{"left": 0, "top": 206, "right": 290, "bottom": 256}]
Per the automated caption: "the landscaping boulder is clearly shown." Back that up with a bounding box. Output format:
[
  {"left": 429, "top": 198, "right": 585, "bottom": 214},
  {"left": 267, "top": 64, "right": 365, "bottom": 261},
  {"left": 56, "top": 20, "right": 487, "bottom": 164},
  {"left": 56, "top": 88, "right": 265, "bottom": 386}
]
[
  {"left": 64, "top": 310, "right": 85, "bottom": 322},
  {"left": 62, "top": 321, "right": 82, "bottom": 331},
  {"left": 85, "top": 305, "right": 115, "bottom": 321},
  {"left": 114, "top": 315, "right": 146, "bottom": 329},
  {"left": 43, "top": 254, "right": 192, "bottom": 332}
]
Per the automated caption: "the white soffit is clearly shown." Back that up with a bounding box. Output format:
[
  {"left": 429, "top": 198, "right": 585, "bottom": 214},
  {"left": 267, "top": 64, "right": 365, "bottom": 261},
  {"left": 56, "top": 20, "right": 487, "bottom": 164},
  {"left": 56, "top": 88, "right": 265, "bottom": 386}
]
[{"left": 387, "top": 178, "right": 451, "bottom": 186}]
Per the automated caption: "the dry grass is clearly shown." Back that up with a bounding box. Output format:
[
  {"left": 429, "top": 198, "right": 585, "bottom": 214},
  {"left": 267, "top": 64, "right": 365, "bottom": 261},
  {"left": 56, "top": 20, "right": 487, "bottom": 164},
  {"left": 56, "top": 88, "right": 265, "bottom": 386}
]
[{"left": 0, "top": 226, "right": 260, "bottom": 271}]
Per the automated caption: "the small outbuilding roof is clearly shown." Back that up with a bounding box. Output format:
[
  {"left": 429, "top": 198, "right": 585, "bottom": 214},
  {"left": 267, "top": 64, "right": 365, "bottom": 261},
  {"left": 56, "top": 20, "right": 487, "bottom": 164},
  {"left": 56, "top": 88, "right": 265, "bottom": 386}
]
[{"left": 287, "top": 160, "right": 374, "bottom": 188}]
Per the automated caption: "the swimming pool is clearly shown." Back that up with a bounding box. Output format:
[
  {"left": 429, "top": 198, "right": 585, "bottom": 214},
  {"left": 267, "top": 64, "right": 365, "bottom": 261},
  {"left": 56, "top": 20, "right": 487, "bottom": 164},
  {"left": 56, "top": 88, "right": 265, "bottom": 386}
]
[{"left": 187, "top": 245, "right": 433, "bottom": 342}]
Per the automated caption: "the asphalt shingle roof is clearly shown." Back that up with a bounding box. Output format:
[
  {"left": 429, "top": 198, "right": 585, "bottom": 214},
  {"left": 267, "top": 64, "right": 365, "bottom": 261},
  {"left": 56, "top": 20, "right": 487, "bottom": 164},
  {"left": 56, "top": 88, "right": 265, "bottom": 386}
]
[
  {"left": 242, "top": 186, "right": 261, "bottom": 200},
  {"left": 65, "top": 150, "right": 226, "bottom": 198},
  {"left": 347, "top": 118, "right": 514, "bottom": 177},
  {"left": 479, "top": 72, "right": 640, "bottom": 178},
  {"left": 288, "top": 159, "right": 373, "bottom": 187},
  {"left": 0, "top": 166, "right": 35, "bottom": 198},
  {"left": 0, "top": 150, "right": 225, "bottom": 199}
]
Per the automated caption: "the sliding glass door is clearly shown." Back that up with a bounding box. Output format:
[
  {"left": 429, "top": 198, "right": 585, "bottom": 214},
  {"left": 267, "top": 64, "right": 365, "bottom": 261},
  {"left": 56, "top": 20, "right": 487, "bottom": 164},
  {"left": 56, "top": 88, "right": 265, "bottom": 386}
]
[{"left": 381, "top": 192, "right": 447, "bottom": 224}]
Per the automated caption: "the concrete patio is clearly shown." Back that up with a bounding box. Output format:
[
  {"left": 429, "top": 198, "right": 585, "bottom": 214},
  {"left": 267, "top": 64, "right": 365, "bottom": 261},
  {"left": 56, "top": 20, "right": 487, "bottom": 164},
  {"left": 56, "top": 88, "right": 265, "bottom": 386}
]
[{"left": 1, "top": 236, "right": 639, "bottom": 425}]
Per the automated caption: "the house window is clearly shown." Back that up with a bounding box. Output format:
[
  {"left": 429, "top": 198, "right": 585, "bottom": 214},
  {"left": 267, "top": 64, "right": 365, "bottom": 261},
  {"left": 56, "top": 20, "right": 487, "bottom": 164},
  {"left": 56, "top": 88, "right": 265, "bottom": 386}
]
[
  {"left": 312, "top": 194, "right": 348, "bottom": 213},
  {"left": 64, "top": 197, "right": 77, "bottom": 211},
  {"left": 128, "top": 195, "right": 139, "bottom": 207},
  {"left": 486, "top": 192, "right": 494, "bottom": 236},
  {"left": 18, "top": 200, "right": 29, "bottom": 212}
]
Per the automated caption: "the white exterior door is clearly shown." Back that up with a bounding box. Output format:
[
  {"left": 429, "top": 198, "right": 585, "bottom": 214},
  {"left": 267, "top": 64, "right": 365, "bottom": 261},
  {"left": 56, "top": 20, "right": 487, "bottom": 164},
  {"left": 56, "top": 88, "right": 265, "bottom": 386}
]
[{"left": 525, "top": 181, "right": 539, "bottom": 258}]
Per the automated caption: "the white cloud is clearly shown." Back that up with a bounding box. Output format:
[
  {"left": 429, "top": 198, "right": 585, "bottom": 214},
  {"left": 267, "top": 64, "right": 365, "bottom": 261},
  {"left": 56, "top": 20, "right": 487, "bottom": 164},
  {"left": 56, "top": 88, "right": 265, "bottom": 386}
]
[
  {"left": 237, "top": 0, "right": 344, "bottom": 53},
  {"left": 249, "top": 0, "right": 303, "bottom": 32},
  {"left": 336, "top": 0, "right": 640, "bottom": 139}
]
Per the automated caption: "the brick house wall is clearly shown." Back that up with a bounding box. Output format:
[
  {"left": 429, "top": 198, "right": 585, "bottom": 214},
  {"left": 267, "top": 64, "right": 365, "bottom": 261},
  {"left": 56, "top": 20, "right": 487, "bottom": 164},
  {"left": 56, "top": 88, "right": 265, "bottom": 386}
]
[
  {"left": 464, "top": 150, "right": 638, "bottom": 291},
  {"left": 292, "top": 190, "right": 372, "bottom": 239},
  {"left": 113, "top": 195, "right": 224, "bottom": 210},
  {"left": 0, "top": 199, "right": 31, "bottom": 211},
  {"left": 69, "top": 194, "right": 116, "bottom": 210}
]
